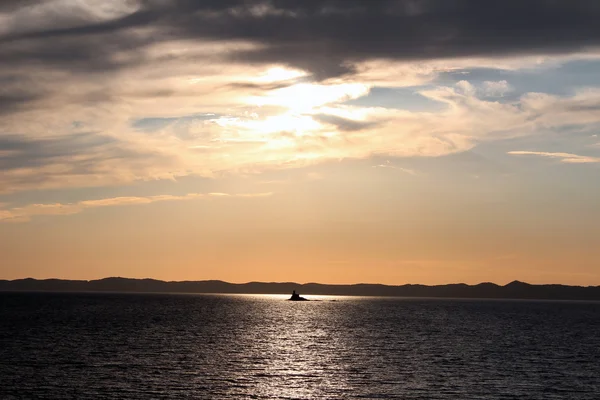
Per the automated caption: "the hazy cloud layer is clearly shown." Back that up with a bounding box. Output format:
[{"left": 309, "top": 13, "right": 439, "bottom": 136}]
[
  {"left": 0, "top": 191, "right": 273, "bottom": 222},
  {"left": 508, "top": 151, "right": 600, "bottom": 164},
  {"left": 0, "top": 132, "right": 178, "bottom": 194}
]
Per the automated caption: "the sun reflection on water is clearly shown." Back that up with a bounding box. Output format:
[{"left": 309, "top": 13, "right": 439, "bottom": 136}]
[{"left": 215, "top": 293, "right": 359, "bottom": 398}]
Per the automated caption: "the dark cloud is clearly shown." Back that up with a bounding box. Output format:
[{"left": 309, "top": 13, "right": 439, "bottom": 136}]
[
  {"left": 226, "top": 80, "right": 305, "bottom": 91},
  {"left": 0, "top": 0, "right": 38, "bottom": 12},
  {"left": 313, "top": 114, "right": 381, "bottom": 132},
  {"left": 0, "top": 132, "right": 152, "bottom": 170},
  {"left": 0, "top": 92, "right": 41, "bottom": 115},
  {"left": 0, "top": 31, "right": 147, "bottom": 73},
  {"left": 2, "top": 0, "right": 600, "bottom": 80}
]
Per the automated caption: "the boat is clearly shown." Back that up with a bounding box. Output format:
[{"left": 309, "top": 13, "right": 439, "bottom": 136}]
[{"left": 289, "top": 290, "right": 308, "bottom": 301}]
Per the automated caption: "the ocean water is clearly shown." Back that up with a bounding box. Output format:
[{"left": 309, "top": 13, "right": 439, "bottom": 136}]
[{"left": 1, "top": 293, "right": 599, "bottom": 399}]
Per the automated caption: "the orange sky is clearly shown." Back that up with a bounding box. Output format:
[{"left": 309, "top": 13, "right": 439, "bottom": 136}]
[{"left": 2, "top": 165, "right": 599, "bottom": 285}]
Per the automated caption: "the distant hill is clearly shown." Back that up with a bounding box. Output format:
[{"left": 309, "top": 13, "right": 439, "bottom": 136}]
[{"left": 1, "top": 278, "right": 599, "bottom": 301}]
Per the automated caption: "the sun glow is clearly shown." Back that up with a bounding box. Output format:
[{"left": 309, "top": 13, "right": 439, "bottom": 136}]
[
  {"left": 248, "top": 81, "right": 371, "bottom": 112},
  {"left": 252, "top": 114, "right": 321, "bottom": 134},
  {"left": 220, "top": 67, "right": 372, "bottom": 149},
  {"left": 256, "top": 66, "right": 308, "bottom": 82}
]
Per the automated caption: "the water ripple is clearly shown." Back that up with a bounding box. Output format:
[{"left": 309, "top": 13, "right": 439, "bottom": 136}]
[{"left": 1, "top": 293, "right": 599, "bottom": 399}]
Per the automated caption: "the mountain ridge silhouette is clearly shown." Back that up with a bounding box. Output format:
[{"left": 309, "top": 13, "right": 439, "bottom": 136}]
[{"left": 1, "top": 277, "right": 599, "bottom": 300}]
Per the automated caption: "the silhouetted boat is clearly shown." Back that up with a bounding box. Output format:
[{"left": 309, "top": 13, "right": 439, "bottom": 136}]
[{"left": 289, "top": 290, "right": 308, "bottom": 301}]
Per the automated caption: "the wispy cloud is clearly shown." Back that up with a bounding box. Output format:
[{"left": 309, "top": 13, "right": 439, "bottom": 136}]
[
  {"left": 372, "top": 160, "right": 417, "bottom": 175},
  {"left": 0, "top": 192, "right": 273, "bottom": 223},
  {"left": 3, "top": 77, "right": 600, "bottom": 195},
  {"left": 508, "top": 151, "right": 600, "bottom": 163}
]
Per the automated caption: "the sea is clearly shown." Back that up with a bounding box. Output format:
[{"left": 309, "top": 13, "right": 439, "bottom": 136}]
[{"left": 1, "top": 292, "right": 599, "bottom": 399}]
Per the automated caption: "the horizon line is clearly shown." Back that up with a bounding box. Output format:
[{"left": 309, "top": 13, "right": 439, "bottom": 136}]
[{"left": 2, "top": 276, "right": 599, "bottom": 288}]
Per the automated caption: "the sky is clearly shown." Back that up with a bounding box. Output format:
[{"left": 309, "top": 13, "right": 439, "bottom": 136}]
[{"left": 1, "top": 0, "right": 600, "bottom": 285}]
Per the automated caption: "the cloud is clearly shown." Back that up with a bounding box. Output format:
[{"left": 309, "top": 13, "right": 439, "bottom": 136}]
[
  {"left": 312, "top": 114, "right": 380, "bottom": 132},
  {"left": 481, "top": 80, "right": 513, "bottom": 97},
  {"left": 3, "top": 1, "right": 600, "bottom": 79},
  {"left": 5, "top": 79, "right": 600, "bottom": 194},
  {"left": 508, "top": 151, "right": 600, "bottom": 163},
  {"left": 2, "top": 2, "right": 600, "bottom": 196},
  {"left": 373, "top": 160, "right": 417, "bottom": 175},
  {"left": 0, "top": 191, "right": 273, "bottom": 223},
  {"left": 0, "top": 132, "right": 178, "bottom": 194}
]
